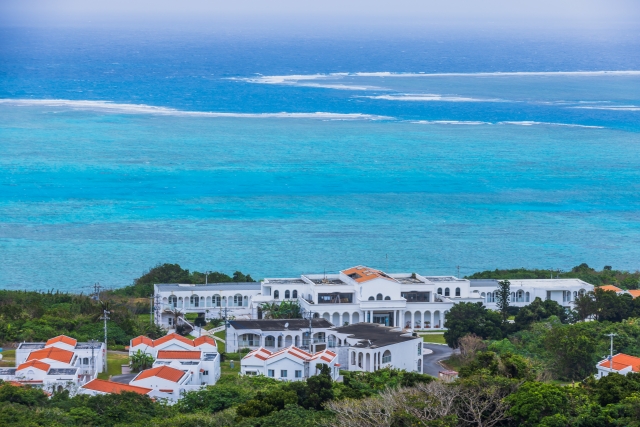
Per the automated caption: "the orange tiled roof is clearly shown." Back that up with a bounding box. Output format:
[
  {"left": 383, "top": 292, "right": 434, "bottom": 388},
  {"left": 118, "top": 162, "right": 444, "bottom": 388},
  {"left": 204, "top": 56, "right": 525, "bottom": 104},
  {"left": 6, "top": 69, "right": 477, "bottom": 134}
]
[
  {"left": 152, "top": 333, "right": 195, "bottom": 347},
  {"left": 628, "top": 290, "right": 640, "bottom": 299},
  {"left": 134, "top": 366, "right": 186, "bottom": 383},
  {"left": 193, "top": 336, "right": 216, "bottom": 347},
  {"left": 245, "top": 346, "right": 334, "bottom": 363},
  {"left": 131, "top": 336, "right": 154, "bottom": 347},
  {"left": 599, "top": 353, "right": 640, "bottom": 372},
  {"left": 17, "top": 360, "right": 50, "bottom": 372},
  {"left": 82, "top": 379, "right": 152, "bottom": 395},
  {"left": 27, "top": 347, "right": 74, "bottom": 364},
  {"left": 342, "top": 266, "right": 397, "bottom": 283},
  {"left": 599, "top": 285, "right": 623, "bottom": 292},
  {"left": 157, "top": 350, "right": 201, "bottom": 360},
  {"left": 46, "top": 335, "right": 77, "bottom": 347}
]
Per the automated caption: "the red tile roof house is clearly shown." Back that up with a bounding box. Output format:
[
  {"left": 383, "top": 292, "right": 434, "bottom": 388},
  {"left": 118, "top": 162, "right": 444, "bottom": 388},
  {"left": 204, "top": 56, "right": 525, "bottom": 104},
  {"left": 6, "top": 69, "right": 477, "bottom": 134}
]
[
  {"left": 596, "top": 353, "right": 640, "bottom": 378},
  {"left": 241, "top": 346, "right": 340, "bottom": 381},
  {"left": 128, "top": 333, "right": 217, "bottom": 360}
]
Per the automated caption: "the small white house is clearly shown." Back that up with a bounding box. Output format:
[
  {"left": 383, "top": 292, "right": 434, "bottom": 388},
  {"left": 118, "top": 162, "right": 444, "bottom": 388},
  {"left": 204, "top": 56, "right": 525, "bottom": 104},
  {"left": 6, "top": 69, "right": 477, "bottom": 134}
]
[
  {"left": 153, "top": 349, "right": 220, "bottom": 385},
  {"left": 129, "top": 365, "right": 199, "bottom": 402},
  {"left": 128, "top": 333, "right": 217, "bottom": 359},
  {"left": 241, "top": 346, "right": 339, "bottom": 381},
  {"left": 227, "top": 319, "right": 335, "bottom": 353},
  {"left": 596, "top": 353, "right": 640, "bottom": 378}
]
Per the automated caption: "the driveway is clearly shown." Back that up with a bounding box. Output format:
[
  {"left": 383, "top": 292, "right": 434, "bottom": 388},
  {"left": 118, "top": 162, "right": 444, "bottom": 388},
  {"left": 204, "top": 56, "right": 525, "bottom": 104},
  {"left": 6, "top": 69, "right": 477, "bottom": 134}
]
[
  {"left": 110, "top": 373, "right": 137, "bottom": 384},
  {"left": 422, "top": 343, "right": 457, "bottom": 377}
]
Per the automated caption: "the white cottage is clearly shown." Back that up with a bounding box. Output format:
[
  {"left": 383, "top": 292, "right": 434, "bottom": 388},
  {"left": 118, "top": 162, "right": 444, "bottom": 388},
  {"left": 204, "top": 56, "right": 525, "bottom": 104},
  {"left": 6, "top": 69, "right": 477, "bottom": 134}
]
[{"left": 241, "top": 346, "right": 339, "bottom": 381}]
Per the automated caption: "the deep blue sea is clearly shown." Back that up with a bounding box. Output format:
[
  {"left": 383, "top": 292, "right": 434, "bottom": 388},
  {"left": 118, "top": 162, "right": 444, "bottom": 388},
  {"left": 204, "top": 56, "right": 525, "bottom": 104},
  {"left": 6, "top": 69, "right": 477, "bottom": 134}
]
[{"left": 1, "top": 29, "right": 640, "bottom": 291}]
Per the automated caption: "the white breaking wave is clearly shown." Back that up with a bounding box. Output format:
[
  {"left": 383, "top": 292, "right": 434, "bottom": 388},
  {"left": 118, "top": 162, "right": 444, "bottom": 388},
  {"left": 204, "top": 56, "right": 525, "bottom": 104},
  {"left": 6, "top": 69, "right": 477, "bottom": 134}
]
[
  {"left": 362, "top": 94, "right": 505, "bottom": 102},
  {"left": 352, "top": 71, "right": 640, "bottom": 78},
  {"left": 571, "top": 105, "right": 640, "bottom": 111},
  {"left": 498, "top": 121, "right": 604, "bottom": 128},
  {"left": 412, "top": 120, "right": 603, "bottom": 128},
  {"left": 0, "top": 99, "right": 393, "bottom": 120},
  {"left": 231, "top": 75, "right": 387, "bottom": 91},
  {"left": 412, "top": 120, "right": 492, "bottom": 125}
]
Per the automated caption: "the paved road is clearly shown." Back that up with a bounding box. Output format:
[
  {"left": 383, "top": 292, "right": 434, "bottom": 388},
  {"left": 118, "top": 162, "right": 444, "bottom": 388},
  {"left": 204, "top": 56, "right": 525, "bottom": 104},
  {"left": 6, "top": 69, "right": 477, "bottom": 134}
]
[
  {"left": 111, "top": 373, "right": 137, "bottom": 384},
  {"left": 422, "top": 343, "right": 457, "bottom": 377}
]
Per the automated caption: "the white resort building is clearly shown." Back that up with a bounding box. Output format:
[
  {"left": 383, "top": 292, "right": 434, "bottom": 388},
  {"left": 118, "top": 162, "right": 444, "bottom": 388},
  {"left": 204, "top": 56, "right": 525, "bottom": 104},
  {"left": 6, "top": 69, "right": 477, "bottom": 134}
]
[
  {"left": 154, "top": 265, "right": 593, "bottom": 331},
  {"left": 0, "top": 335, "right": 104, "bottom": 394},
  {"left": 232, "top": 320, "right": 423, "bottom": 376}
]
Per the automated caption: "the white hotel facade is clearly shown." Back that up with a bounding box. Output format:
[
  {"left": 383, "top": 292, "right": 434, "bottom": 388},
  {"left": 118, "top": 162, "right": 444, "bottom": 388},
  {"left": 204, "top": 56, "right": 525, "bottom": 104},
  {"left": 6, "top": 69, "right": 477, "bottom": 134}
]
[{"left": 154, "top": 266, "right": 593, "bottom": 330}]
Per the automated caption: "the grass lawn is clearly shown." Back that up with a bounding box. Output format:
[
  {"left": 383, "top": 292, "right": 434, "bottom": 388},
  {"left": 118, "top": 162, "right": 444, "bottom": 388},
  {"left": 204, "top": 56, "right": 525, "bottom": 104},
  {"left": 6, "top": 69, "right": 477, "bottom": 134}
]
[
  {"left": 137, "top": 313, "right": 152, "bottom": 324},
  {"left": 421, "top": 333, "right": 446, "bottom": 344},
  {"left": 98, "top": 351, "right": 130, "bottom": 380},
  {"left": 214, "top": 331, "right": 226, "bottom": 352},
  {"left": 0, "top": 349, "right": 15, "bottom": 367},
  {"left": 220, "top": 352, "right": 241, "bottom": 377}
]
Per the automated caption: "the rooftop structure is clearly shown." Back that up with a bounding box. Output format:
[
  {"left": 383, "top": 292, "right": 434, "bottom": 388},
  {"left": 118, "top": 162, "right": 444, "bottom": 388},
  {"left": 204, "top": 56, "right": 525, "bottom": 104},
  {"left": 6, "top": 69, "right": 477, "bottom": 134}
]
[{"left": 597, "top": 353, "right": 640, "bottom": 378}]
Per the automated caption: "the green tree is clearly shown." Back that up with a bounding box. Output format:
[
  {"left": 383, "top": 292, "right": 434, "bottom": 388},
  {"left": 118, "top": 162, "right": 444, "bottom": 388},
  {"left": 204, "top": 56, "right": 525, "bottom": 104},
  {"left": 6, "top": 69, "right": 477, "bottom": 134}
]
[
  {"left": 495, "top": 280, "right": 511, "bottom": 323},
  {"left": 443, "top": 302, "right": 503, "bottom": 347},
  {"left": 506, "top": 381, "right": 578, "bottom": 427},
  {"left": 129, "top": 350, "right": 155, "bottom": 372},
  {"left": 543, "top": 323, "right": 599, "bottom": 380},
  {"left": 515, "top": 297, "right": 569, "bottom": 330}
]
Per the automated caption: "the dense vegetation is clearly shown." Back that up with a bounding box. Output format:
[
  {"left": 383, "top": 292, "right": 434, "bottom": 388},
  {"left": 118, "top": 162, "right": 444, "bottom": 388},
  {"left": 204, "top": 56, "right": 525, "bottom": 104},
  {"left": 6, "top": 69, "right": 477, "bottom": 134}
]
[
  {"left": 466, "top": 263, "right": 640, "bottom": 289},
  {"left": 0, "top": 264, "right": 254, "bottom": 345},
  {"left": 0, "top": 367, "right": 432, "bottom": 427},
  {"left": 112, "top": 263, "right": 255, "bottom": 298}
]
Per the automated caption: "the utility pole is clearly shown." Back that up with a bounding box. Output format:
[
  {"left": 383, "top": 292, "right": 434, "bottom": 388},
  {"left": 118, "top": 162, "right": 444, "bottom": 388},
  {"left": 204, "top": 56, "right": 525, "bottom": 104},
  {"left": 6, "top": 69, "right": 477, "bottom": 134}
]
[
  {"left": 93, "top": 282, "right": 102, "bottom": 301},
  {"left": 149, "top": 294, "right": 154, "bottom": 327},
  {"left": 205, "top": 271, "right": 211, "bottom": 285},
  {"left": 100, "top": 309, "right": 110, "bottom": 372},
  {"left": 456, "top": 265, "right": 460, "bottom": 278},
  {"left": 89, "top": 339, "right": 96, "bottom": 378},
  {"left": 605, "top": 333, "right": 617, "bottom": 372}
]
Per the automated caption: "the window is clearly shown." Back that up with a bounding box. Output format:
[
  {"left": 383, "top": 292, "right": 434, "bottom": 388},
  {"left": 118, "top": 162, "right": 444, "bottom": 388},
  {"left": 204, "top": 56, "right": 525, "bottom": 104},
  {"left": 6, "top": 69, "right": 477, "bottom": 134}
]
[
  {"left": 376, "top": 293, "right": 383, "bottom": 300},
  {"left": 281, "top": 370, "right": 287, "bottom": 378},
  {"left": 418, "top": 344, "right": 421, "bottom": 356},
  {"left": 292, "top": 290, "right": 298, "bottom": 298},
  {"left": 265, "top": 336, "right": 275, "bottom": 347},
  {"left": 168, "top": 295, "right": 177, "bottom": 308},
  {"left": 384, "top": 296, "right": 390, "bottom": 300},
  {"left": 444, "top": 288, "right": 450, "bottom": 297},
  {"left": 234, "top": 294, "right": 243, "bottom": 306},
  {"left": 168, "top": 317, "right": 173, "bottom": 326},
  {"left": 455, "top": 287, "right": 461, "bottom": 297},
  {"left": 285, "top": 290, "right": 290, "bottom": 299},
  {"left": 83, "top": 357, "right": 89, "bottom": 365},
  {"left": 295, "top": 370, "right": 302, "bottom": 378},
  {"left": 382, "top": 350, "right": 392, "bottom": 364},
  {"left": 437, "top": 288, "right": 442, "bottom": 295},
  {"left": 268, "top": 369, "right": 274, "bottom": 377},
  {"left": 202, "top": 370, "right": 209, "bottom": 375},
  {"left": 368, "top": 296, "right": 374, "bottom": 300},
  {"left": 351, "top": 352, "right": 356, "bottom": 365},
  {"left": 525, "top": 292, "right": 530, "bottom": 302},
  {"left": 546, "top": 291, "right": 551, "bottom": 300},
  {"left": 213, "top": 295, "right": 221, "bottom": 307},
  {"left": 190, "top": 295, "right": 199, "bottom": 307},
  {"left": 274, "top": 290, "right": 280, "bottom": 299}
]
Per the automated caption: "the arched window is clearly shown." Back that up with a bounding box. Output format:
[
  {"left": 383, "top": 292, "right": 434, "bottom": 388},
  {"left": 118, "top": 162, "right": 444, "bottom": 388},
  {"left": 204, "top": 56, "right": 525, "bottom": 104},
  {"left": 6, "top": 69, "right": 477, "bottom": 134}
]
[
  {"left": 292, "top": 290, "right": 298, "bottom": 298},
  {"left": 376, "top": 293, "right": 383, "bottom": 300},
  {"left": 234, "top": 294, "right": 243, "bottom": 306},
  {"left": 368, "top": 296, "right": 375, "bottom": 300},
  {"left": 285, "top": 290, "right": 290, "bottom": 299},
  {"left": 579, "top": 288, "right": 586, "bottom": 296},
  {"left": 455, "top": 287, "right": 461, "bottom": 297},
  {"left": 481, "top": 292, "right": 486, "bottom": 299},
  {"left": 190, "top": 295, "right": 199, "bottom": 307},
  {"left": 168, "top": 295, "right": 177, "bottom": 308},
  {"left": 213, "top": 295, "right": 221, "bottom": 307},
  {"left": 517, "top": 290, "right": 523, "bottom": 302},
  {"left": 351, "top": 352, "right": 356, "bottom": 365},
  {"left": 444, "top": 288, "right": 450, "bottom": 297},
  {"left": 83, "top": 358, "right": 89, "bottom": 365},
  {"left": 265, "top": 336, "right": 275, "bottom": 347},
  {"left": 274, "top": 290, "right": 279, "bottom": 299},
  {"left": 417, "top": 359, "right": 422, "bottom": 372},
  {"left": 525, "top": 292, "right": 530, "bottom": 302},
  {"left": 437, "top": 288, "right": 442, "bottom": 295},
  {"left": 384, "top": 296, "right": 391, "bottom": 300},
  {"left": 382, "top": 350, "right": 392, "bottom": 364}
]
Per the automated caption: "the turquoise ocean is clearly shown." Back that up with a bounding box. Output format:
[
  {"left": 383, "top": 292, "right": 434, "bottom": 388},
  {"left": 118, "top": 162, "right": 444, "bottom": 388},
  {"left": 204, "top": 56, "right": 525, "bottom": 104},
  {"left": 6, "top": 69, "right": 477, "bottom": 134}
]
[{"left": 1, "top": 29, "right": 640, "bottom": 291}]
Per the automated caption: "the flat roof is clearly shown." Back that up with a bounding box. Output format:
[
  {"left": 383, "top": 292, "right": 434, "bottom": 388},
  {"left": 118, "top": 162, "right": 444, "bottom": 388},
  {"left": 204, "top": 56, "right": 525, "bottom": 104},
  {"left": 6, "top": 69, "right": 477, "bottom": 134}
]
[
  {"left": 469, "top": 278, "right": 593, "bottom": 288},
  {"left": 395, "top": 277, "right": 425, "bottom": 284},
  {"left": 265, "top": 278, "right": 306, "bottom": 284},
  {"left": 48, "top": 368, "right": 77, "bottom": 375},
  {"left": 75, "top": 342, "right": 103, "bottom": 349},
  {"left": 330, "top": 323, "right": 418, "bottom": 348},
  {"left": 155, "top": 282, "right": 261, "bottom": 292},
  {"left": 229, "top": 318, "right": 333, "bottom": 331},
  {"left": 308, "top": 278, "right": 346, "bottom": 285},
  {"left": 18, "top": 343, "right": 46, "bottom": 349},
  {"left": 423, "top": 276, "right": 465, "bottom": 282}
]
